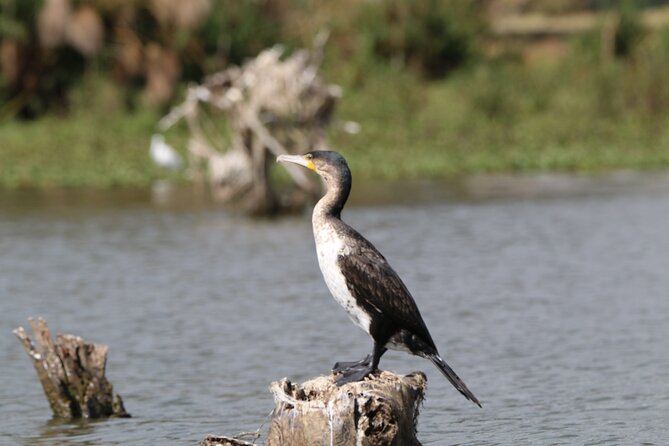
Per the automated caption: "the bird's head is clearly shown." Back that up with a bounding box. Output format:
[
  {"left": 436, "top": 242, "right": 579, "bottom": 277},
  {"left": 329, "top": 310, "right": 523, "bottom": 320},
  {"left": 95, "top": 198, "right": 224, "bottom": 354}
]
[{"left": 277, "top": 150, "right": 351, "bottom": 188}]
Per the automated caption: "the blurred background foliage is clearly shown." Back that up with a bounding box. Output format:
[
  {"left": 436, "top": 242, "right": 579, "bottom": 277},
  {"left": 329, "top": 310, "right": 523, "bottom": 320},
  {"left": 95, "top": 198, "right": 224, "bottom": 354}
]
[
  {"left": 0, "top": 0, "right": 288, "bottom": 117},
  {"left": 1, "top": 0, "right": 669, "bottom": 187},
  {"left": 0, "top": 0, "right": 486, "bottom": 117}
]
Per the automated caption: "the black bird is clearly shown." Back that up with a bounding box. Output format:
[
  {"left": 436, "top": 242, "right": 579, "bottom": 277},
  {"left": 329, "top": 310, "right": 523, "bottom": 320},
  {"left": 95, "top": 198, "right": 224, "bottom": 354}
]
[{"left": 277, "top": 150, "right": 481, "bottom": 407}]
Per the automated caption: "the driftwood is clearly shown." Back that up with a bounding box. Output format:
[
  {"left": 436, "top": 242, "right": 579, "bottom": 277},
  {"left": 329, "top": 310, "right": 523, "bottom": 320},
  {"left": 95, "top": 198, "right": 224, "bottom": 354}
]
[
  {"left": 204, "top": 371, "right": 426, "bottom": 446},
  {"left": 13, "top": 317, "right": 129, "bottom": 419},
  {"left": 158, "top": 33, "right": 341, "bottom": 215},
  {"left": 200, "top": 436, "right": 258, "bottom": 446}
]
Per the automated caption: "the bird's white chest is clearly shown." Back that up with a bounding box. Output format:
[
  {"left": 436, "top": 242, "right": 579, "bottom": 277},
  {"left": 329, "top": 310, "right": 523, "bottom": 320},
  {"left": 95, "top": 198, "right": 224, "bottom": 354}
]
[{"left": 314, "top": 228, "right": 372, "bottom": 334}]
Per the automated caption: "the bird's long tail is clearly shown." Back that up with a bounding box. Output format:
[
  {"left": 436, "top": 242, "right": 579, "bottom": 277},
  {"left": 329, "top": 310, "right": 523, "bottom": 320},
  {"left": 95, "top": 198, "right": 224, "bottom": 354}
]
[{"left": 429, "top": 354, "right": 482, "bottom": 408}]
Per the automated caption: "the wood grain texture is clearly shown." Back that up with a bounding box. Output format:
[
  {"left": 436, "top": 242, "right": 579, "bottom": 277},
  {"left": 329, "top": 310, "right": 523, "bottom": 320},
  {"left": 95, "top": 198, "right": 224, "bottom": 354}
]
[
  {"left": 13, "top": 317, "right": 129, "bottom": 419},
  {"left": 266, "top": 371, "right": 426, "bottom": 446}
]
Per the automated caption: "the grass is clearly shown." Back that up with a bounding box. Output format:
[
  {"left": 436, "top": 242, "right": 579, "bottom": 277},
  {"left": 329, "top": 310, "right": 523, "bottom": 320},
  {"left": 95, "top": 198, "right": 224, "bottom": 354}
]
[
  {"left": 2, "top": 47, "right": 669, "bottom": 189},
  {"left": 0, "top": 108, "right": 190, "bottom": 188},
  {"left": 332, "top": 65, "right": 669, "bottom": 180}
]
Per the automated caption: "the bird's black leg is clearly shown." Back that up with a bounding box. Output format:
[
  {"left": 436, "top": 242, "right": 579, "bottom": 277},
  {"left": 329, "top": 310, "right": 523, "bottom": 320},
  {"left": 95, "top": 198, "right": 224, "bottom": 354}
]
[
  {"left": 335, "top": 342, "right": 387, "bottom": 386},
  {"left": 332, "top": 354, "right": 372, "bottom": 373},
  {"left": 369, "top": 342, "right": 386, "bottom": 372}
]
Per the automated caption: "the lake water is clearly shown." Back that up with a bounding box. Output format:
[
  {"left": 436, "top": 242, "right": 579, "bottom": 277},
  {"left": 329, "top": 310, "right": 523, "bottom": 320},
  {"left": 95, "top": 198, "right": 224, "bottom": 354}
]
[{"left": 1, "top": 172, "right": 669, "bottom": 445}]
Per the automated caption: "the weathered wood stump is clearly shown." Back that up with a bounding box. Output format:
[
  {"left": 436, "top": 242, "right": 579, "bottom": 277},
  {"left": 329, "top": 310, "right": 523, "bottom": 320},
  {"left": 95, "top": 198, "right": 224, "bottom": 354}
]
[
  {"left": 157, "top": 33, "right": 341, "bottom": 215},
  {"left": 13, "top": 317, "right": 129, "bottom": 419},
  {"left": 204, "top": 371, "right": 426, "bottom": 446},
  {"left": 267, "top": 371, "right": 425, "bottom": 446}
]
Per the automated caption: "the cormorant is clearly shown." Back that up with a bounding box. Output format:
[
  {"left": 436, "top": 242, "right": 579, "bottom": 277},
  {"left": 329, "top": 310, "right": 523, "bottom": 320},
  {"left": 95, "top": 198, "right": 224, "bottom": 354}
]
[{"left": 277, "top": 150, "right": 481, "bottom": 407}]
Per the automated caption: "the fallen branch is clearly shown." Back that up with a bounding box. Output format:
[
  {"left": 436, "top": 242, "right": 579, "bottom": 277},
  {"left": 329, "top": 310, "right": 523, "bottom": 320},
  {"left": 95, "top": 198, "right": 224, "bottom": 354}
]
[{"left": 200, "top": 435, "right": 258, "bottom": 446}]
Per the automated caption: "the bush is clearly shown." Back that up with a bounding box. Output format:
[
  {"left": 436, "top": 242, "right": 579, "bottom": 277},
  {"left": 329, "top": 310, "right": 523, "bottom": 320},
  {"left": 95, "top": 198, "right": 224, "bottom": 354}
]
[
  {"left": 614, "top": 0, "right": 644, "bottom": 57},
  {"left": 0, "top": 0, "right": 287, "bottom": 118},
  {"left": 357, "top": 0, "right": 485, "bottom": 78}
]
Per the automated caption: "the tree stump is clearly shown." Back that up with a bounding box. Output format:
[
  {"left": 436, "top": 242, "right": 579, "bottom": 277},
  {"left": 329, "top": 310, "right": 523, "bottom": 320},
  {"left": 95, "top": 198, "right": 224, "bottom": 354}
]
[
  {"left": 204, "top": 371, "right": 426, "bottom": 446},
  {"left": 267, "top": 371, "right": 425, "bottom": 446},
  {"left": 13, "top": 317, "right": 129, "bottom": 419}
]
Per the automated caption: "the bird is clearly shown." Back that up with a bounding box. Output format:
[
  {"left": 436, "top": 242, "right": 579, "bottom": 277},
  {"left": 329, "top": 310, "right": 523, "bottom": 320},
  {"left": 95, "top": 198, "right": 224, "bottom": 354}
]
[
  {"left": 277, "top": 150, "right": 481, "bottom": 407},
  {"left": 150, "top": 134, "right": 183, "bottom": 171}
]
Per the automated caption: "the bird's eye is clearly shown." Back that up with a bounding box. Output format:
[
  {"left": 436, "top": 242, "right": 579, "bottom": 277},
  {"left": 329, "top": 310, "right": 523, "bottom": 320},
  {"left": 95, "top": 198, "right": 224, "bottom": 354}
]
[{"left": 305, "top": 153, "right": 313, "bottom": 160}]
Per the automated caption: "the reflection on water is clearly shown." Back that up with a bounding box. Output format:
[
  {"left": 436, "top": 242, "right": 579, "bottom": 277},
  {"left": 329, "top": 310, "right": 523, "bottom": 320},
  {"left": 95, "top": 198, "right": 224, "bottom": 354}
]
[
  {"left": 2, "top": 170, "right": 669, "bottom": 212},
  {"left": 1, "top": 172, "right": 669, "bottom": 445},
  {"left": 30, "top": 418, "right": 102, "bottom": 446}
]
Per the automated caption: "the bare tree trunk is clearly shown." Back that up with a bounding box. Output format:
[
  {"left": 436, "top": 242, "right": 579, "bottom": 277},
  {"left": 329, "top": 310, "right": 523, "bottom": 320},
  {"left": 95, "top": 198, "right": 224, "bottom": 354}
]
[{"left": 13, "top": 317, "right": 129, "bottom": 419}]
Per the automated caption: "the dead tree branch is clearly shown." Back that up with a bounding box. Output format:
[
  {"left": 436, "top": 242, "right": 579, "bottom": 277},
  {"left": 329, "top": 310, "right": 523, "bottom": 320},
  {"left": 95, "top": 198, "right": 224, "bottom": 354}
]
[{"left": 158, "top": 33, "right": 340, "bottom": 215}]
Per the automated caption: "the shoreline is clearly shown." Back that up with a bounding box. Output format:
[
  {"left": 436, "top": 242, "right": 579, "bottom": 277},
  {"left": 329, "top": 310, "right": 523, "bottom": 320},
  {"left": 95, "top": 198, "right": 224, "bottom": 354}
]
[{"left": 3, "top": 169, "right": 668, "bottom": 213}]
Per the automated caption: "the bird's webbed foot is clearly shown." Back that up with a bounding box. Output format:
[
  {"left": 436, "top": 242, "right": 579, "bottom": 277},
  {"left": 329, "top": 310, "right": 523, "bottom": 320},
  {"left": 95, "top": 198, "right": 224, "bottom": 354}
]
[
  {"left": 334, "top": 364, "right": 376, "bottom": 386},
  {"left": 333, "top": 342, "right": 386, "bottom": 386},
  {"left": 332, "top": 354, "right": 372, "bottom": 373}
]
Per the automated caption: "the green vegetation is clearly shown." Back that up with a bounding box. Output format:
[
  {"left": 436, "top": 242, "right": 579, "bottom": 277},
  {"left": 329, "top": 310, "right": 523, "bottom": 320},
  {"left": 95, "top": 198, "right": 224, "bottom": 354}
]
[
  {"left": 3, "top": 56, "right": 669, "bottom": 188},
  {"left": 333, "top": 52, "right": 669, "bottom": 179},
  {"left": 1, "top": 1, "right": 669, "bottom": 188},
  {"left": 0, "top": 106, "right": 189, "bottom": 188}
]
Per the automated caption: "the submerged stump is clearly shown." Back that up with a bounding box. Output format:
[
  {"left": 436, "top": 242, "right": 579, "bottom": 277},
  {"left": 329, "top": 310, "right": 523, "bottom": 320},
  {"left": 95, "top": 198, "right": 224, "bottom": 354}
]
[
  {"left": 13, "top": 317, "right": 129, "bottom": 419},
  {"left": 206, "top": 371, "right": 426, "bottom": 446}
]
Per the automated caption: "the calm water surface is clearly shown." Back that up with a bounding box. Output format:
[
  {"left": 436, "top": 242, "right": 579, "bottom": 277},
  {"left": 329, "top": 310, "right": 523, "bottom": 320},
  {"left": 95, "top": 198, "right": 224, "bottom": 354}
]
[{"left": 1, "top": 173, "right": 669, "bottom": 445}]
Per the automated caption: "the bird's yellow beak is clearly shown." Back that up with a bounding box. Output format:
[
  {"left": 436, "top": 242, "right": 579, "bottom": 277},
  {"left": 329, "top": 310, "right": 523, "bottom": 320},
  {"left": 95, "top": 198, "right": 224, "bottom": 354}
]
[{"left": 277, "top": 154, "right": 316, "bottom": 171}]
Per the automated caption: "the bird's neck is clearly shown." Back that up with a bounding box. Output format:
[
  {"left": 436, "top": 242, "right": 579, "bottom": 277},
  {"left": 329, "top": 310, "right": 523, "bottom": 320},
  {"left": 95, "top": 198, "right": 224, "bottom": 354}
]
[{"left": 313, "top": 174, "right": 351, "bottom": 221}]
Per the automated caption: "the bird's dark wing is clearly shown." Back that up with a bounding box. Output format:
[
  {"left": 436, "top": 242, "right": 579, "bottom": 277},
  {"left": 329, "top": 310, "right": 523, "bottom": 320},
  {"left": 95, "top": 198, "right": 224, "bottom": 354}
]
[{"left": 337, "top": 237, "right": 436, "bottom": 349}]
